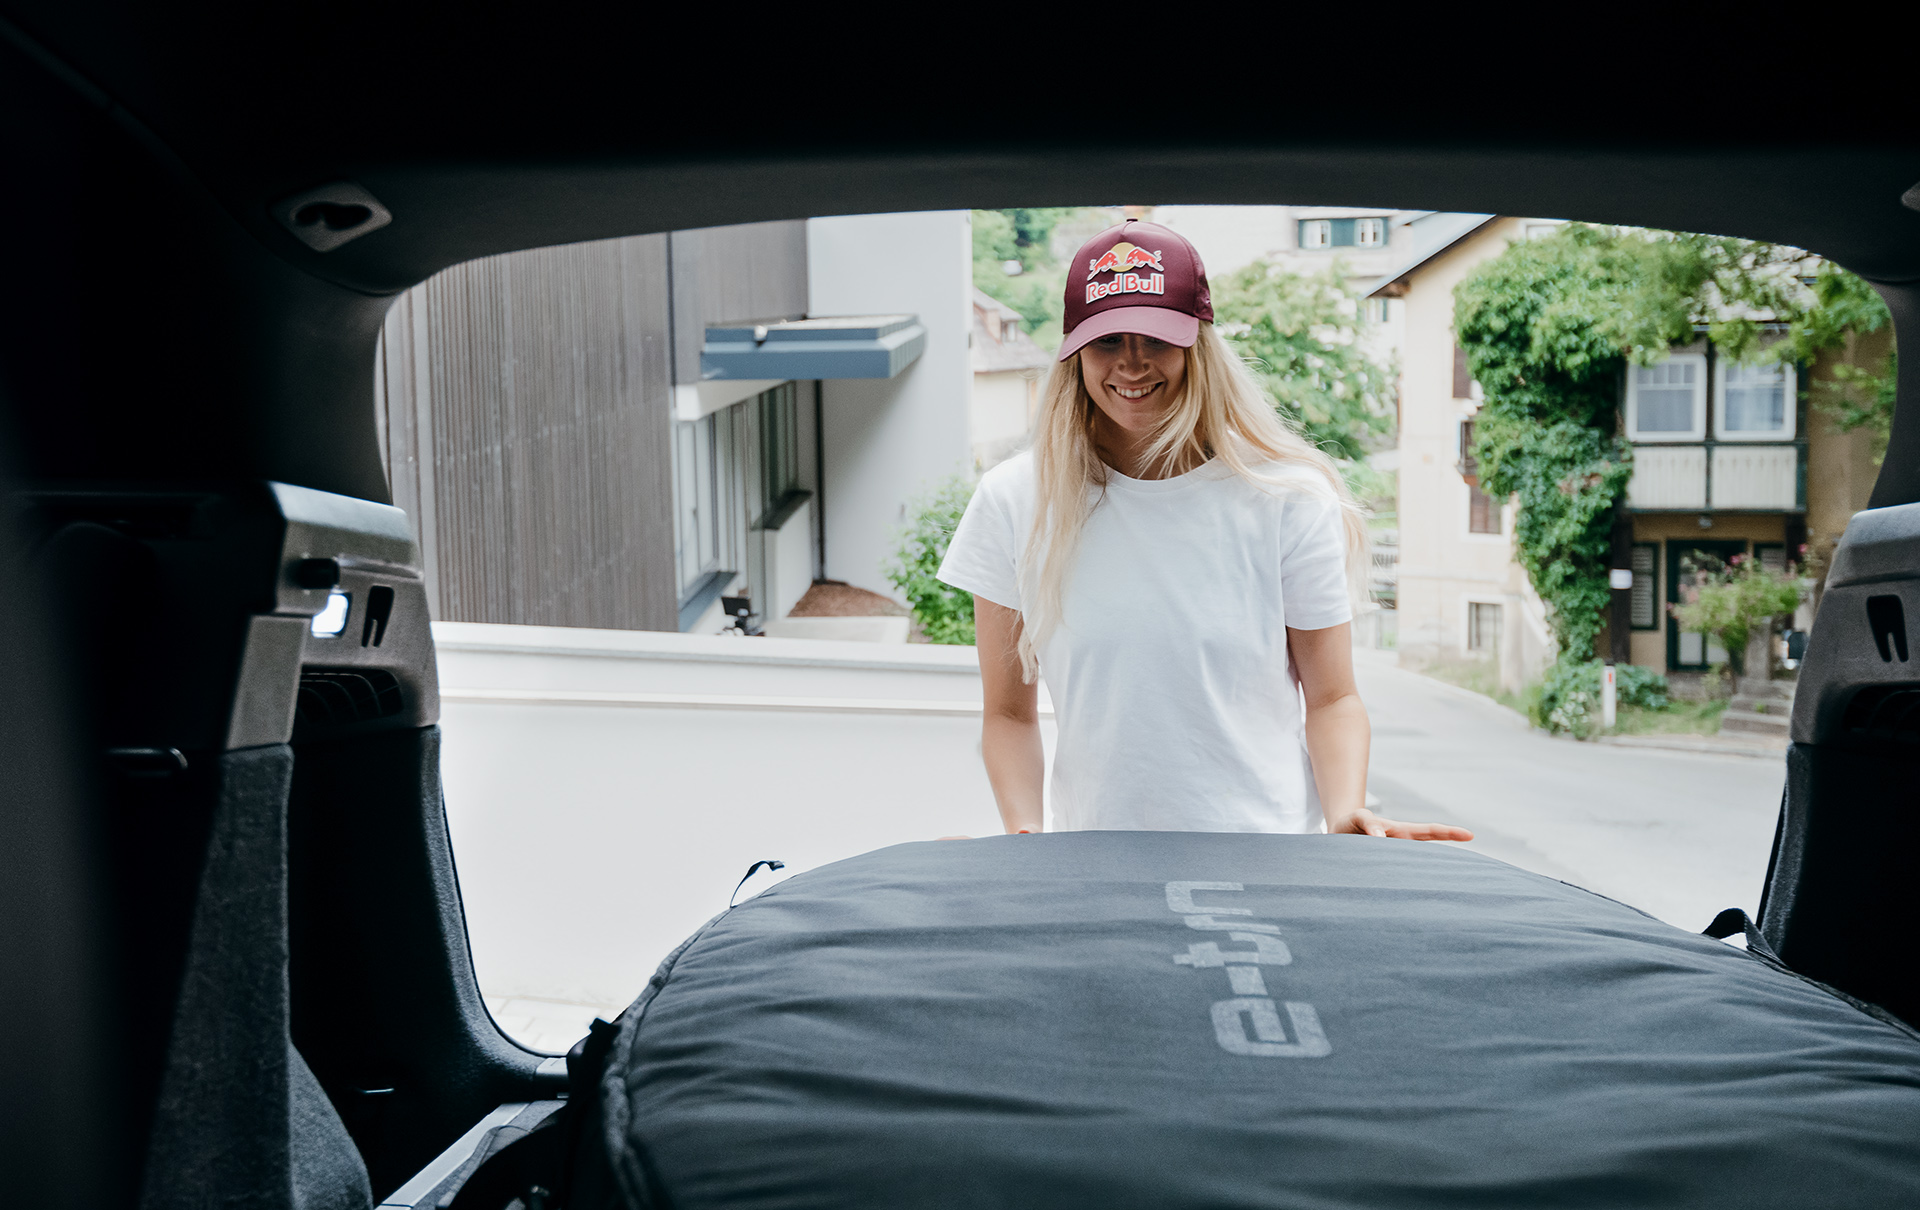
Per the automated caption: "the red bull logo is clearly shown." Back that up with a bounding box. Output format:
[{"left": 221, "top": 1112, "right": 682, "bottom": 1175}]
[
  {"left": 1086, "top": 241, "right": 1166, "bottom": 280},
  {"left": 1085, "top": 240, "right": 1168, "bottom": 303}
]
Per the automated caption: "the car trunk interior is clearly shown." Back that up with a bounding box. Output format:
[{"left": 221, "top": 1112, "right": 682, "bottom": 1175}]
[{"left": 2, "top": 8, "right": 1918, "bottom": 1204}]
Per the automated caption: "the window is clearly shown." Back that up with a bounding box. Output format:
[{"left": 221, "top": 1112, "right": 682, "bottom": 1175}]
[
  {"left": 1468, "top": 602, "right": 1502, "bottom": 652},
  {"left": 674, "top": 405, "right": 743, "bottom": 607},
  {"left": 1365, "top": 297, "right": 1389, "bottom": 323},
  {"left": 1461, "top": 419, "right": 1501, "bottom": 535},
  {"left": 757, "top": 381, "right": 801, "bottom": 515},
  {"left": 1452, "top": 345, "right": 1473, "bottom": 400},
  {"left": 1625, "top": 354, "right": 1707, "bottom": 441},
  {"left": 1469, "top": 485, "right": 1502, "bottom": 535},
  {"left": 1630, "top": 544, "right": 1657, "bottom": 629},
  {"left": 1298, "top": 217, "right": 1389, "bottom": 251},
  {"left": 1715, "top": 359, "right": 1795, "bottom": 440}
]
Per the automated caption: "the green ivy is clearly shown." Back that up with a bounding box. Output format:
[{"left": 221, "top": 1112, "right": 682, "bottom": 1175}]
[{"left": 886, "top": 476, "right": 978, "bottom": 645}]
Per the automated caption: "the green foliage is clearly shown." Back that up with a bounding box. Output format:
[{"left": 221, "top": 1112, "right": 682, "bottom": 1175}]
[
  {"left": 1534, "top": 659, "right": 1670, "bottom": 738},
  {"left": 1670, "top": 553, "right": 1805, "bottom": 662},
  {"left": 972, "top": 208, "right": 1112, "bottom": 350},
  {"left": 1212, "top": 259, "right": 1395, "bottom": 462},
  {"left": 1455, "top": 224, "right": 1892, "bottom": 675},
  {"left": 886, "top": 476, "right": 977, "bottom": 645}
]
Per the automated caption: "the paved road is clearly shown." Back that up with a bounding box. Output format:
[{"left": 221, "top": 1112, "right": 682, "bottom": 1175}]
[{"left": 1355, "top": 649, "right": 1786, "bottom": 931}]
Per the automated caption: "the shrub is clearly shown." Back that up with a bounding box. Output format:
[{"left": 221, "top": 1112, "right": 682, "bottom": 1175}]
[
  {"left": 1670, "top": 553, "right": 1805, "bottom": 664},
  {"left": 886, "top": 476, "right": 977, "bottom": 645},
  {"left": 1534, "top": 657, "right": 1670, "bottom": 738}
]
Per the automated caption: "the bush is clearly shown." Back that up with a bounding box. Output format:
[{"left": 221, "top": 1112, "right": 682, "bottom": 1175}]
[
  {"left": 886, "top": 476, "right": 977, "bottom": 645},
  {"left": 1670, "top": 553, "right": 1805, "bottom": 664},
  {"left": 1534, "top": 657, "right": 1669, "bottom": 738}
]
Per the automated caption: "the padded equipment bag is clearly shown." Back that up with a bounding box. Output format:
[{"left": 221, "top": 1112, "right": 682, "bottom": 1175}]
[{"left": 571, "top": 832, "right": 1920, "bottom": 1209}]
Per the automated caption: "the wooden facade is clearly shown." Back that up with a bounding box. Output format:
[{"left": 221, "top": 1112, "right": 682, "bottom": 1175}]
[{"left": 374, "top": 221, "right": 809, "bottom": 631}]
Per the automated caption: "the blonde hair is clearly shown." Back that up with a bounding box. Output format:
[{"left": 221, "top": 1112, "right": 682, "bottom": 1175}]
[{"left": 1016, "top": 321, "right": 1371, "bottom": 680}]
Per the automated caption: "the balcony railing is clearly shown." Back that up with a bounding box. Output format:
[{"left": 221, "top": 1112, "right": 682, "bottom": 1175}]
[{"left": 1625, "top": 443, "right": 1803, "bottom": 512}]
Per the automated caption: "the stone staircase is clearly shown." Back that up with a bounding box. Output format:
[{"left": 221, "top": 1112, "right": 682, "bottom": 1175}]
[{"left": 1721, "top": 678, "right": 1794, "bottom": 738}]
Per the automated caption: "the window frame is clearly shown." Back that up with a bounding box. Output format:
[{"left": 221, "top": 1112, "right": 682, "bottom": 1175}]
[
  {"left": 1300, "top": 219, "right": 1331, "bottom": 250},
  {"left": 1624, "top": 352, "right": 1708, "bottom": 442},
  {"left": 1713, "top": 357, "right": 1797, "bottom": 442},
  {"left": 1355, "top": 217, "right": 1385, "bottom": 247}
]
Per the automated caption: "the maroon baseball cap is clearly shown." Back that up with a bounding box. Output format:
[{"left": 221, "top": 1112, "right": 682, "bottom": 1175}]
[{"left": 1058, "top": 219, "right": 1213, "bottom": 361}]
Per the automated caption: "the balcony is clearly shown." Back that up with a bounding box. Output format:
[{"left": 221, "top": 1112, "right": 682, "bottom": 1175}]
[{"left": 1625, "top": 443, "right": 1803, "bottom": 512}]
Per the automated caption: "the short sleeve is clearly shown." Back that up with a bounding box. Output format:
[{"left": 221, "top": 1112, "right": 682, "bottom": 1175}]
[
  {"left": 1280, "top": 495, "right": 1354, "bottom": 631},
  {"left": 937, "top": 476, "right": 1022, "bottom": 611}
]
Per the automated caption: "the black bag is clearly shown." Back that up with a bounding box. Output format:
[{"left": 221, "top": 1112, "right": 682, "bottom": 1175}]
[{"left": 553, "top": 831, "right": 1920, "bottom": 1208}]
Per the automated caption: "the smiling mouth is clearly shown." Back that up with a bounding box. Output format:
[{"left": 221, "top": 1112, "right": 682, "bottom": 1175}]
[{"left": 1111, "top": 384, "right": 1160, "bottom": 400}]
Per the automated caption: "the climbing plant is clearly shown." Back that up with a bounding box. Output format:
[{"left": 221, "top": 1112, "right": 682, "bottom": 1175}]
[{"left": 1454, "top": 224, "right": 1892, "bottom": 686}]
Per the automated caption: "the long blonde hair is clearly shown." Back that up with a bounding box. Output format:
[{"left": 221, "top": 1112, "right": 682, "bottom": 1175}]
[{"left": 1016, "top": 321, "right": 1371, "bottom": 680}]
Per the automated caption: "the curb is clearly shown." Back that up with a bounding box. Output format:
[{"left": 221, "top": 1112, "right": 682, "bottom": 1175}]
[{"left": 1594, "top": 734, "right": 1787, "bottom": 760}]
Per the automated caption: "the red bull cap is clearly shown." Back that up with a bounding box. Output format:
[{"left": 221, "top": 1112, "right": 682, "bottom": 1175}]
[{"left": 1058, "top": 219, "right": 1212, "bottom": 361}]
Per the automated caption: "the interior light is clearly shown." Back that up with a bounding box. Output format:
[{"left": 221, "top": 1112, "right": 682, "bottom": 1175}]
[{"left": 311, "top": 591, "right": 351, "bottom": 637}]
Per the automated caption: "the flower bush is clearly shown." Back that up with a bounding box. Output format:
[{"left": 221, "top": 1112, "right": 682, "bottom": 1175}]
[
  {"left": 1670, "top": 553, "right": 1805, "bottom": 670},
  {"left": 885, "top": 476, "right": 977, "bottom": 645}
]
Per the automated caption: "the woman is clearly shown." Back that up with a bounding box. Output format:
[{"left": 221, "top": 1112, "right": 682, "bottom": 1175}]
[{"left": 938, "top": 219, "right": 1470, "bottom": 842}]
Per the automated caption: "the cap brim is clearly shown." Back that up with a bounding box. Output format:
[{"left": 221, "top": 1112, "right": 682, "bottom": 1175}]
[{"left": 1057, "top": 307, "right": 1200, "bottom": 361}]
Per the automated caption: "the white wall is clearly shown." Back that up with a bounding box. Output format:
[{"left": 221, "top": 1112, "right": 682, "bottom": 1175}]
[
  {"left": 433, "top": 622, "right": 1056, "bottom": 1026},
  {"left": 809, "top": 212, "right": 974, "bottom": 598}
]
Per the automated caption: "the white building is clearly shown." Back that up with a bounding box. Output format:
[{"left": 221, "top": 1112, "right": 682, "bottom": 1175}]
[{"left": 376, "top": 211, "right": 977, "bottom": 637}]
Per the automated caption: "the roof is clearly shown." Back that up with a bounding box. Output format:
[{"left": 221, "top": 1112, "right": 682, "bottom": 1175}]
[
  {"left": 971, "top": 291, "right": 1052, "bottom": 374},
  {"left": 973, "top": 287, "right": 1023, "bottom": 322},
  {"left": 1365, "top": 213, "right": 1500, "bottom": 297}
]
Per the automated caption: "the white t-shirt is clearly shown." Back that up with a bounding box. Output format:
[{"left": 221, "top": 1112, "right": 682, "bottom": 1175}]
[{"left": 937, "top": 452, "right": 1353, "bottom": 834}]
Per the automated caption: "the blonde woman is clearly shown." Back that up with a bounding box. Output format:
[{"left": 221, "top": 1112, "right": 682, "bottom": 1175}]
[{"left": 938, "top": 220, "right": 1471, "bottom": 842}]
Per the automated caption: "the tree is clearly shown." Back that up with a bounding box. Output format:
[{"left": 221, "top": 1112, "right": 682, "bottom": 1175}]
[{"left": 1211, "top": 259, "right": 1394, "bottom": 463}]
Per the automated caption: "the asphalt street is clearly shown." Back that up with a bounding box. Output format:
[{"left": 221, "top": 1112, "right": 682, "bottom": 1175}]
[{"left": 1355, "top": 649, "right": 1786, "bottom": 931}]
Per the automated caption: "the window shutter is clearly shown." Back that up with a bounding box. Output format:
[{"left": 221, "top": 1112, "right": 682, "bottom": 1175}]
[
  {"left": 1630, "top": 544, "right": 1656, "bottom": 628},
  {"left": 1453, "top": 346, "right": 1473, "bottom": 400}
]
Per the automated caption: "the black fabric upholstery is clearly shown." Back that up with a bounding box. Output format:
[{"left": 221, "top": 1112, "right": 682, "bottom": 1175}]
[
  {"left": 138, "top": 744, "right": 370, "bottom": 1210},
  {"left": 589, "top": 833, "right": 1920, "bottom": 1210}
]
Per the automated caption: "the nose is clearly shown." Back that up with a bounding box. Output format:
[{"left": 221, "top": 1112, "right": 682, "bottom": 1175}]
[{"left": 1116, "top": 335, "right": 1153, "bottom": 371}]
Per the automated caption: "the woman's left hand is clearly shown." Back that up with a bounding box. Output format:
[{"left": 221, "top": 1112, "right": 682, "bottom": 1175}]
[{"left": 1328, "top": 808, "right": 1473, "bottom": 842}]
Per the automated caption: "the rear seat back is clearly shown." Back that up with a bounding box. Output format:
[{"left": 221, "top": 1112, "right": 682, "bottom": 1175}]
[{"left": 1767, "top": 501, "right": 1920, "bottom": 1027}]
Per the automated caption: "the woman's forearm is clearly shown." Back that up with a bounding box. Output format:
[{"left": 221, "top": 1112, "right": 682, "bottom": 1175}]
[
  {"left": 1303, "top": 692, "right": 1370, "bottom": 827},
  {"left": 982, "top": 711, "right": 1045, "bottom": 833}
]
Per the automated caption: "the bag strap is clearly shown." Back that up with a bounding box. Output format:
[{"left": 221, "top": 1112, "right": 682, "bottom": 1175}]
[{"left": 1703, "top": 906, "right": 1782, "bottom": 964}]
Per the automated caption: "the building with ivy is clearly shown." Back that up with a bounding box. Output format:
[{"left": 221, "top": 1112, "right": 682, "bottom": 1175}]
[{"left": 1370, "top": 218, "right": 1886, "bottom": 709}]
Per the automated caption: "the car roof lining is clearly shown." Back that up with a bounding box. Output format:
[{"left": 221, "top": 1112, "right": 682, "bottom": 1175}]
[{"left": 4, "top": 8, "right": 1918, "bottom": 293}]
